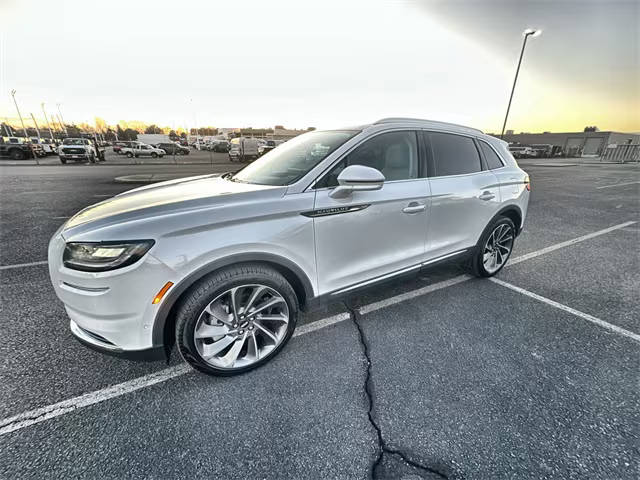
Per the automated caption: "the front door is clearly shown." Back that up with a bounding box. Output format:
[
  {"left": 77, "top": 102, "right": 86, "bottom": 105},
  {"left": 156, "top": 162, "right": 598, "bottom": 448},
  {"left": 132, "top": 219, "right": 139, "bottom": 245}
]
[{"left": 312, "top": 130, "right": 430, "bottom": 294}]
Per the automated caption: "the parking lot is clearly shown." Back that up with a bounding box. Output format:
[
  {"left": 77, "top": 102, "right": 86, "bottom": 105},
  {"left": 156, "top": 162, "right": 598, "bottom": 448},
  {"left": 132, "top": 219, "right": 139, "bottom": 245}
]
[{"left": 0, "top": 160, "right": 638, "bottom": 479}]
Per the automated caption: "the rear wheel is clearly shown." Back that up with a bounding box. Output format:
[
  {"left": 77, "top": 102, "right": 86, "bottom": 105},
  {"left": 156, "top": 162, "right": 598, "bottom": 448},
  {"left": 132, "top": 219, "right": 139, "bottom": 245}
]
[
  {"left": 470, "top": 216, "right": 516, "bottom": 277},
  {"left": 59, "top": 157, "right": 67, "bottom": 164},
  {"left": 9, "top": 149, "right": 25, "bottom": 160},
  {"left": 175, "top": 264, "right": 298, "bottom": 376},
  {"left": 151, "top": 152, "right": 158, "bottom": 158},
  {"left": 126, "top": 152, "right": 133, "bottom": 158}
]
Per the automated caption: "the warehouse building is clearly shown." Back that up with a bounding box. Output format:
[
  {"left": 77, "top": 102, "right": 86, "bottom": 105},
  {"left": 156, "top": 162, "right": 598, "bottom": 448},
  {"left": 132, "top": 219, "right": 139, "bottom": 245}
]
[{"left": 493, "top": 130, "right": 640, "bottom": 157}]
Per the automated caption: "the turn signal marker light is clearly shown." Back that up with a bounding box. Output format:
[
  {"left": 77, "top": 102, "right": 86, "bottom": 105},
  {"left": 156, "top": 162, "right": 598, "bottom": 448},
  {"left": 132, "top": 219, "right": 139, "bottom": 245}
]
[
  {"left": 152, "top": 282, "right": 174, "bottom": 304},
  {"left": 525, "top": 175, "right": 531, "bottom": 191}
]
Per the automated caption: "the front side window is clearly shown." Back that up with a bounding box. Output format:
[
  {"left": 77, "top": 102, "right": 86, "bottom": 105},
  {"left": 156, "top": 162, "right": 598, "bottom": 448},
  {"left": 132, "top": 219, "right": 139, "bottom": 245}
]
[
  {"left": 478, "top": 141, "right": 505, "bottom": 169},
  {"left": 430, "top": 132, "right": 481, "bottom": 176},
  {"left": 231, "top": 130, "right": 358, "bottom": 186},
  {"left": 317, "top": 131, "right": 419, "bottom": 188}
]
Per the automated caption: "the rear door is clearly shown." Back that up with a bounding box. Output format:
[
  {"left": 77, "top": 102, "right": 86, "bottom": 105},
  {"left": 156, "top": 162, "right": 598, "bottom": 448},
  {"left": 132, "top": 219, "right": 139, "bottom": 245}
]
[
  {"left": 312, "top": 130, "right": 430, "bottom": 294},
  {"left": 424, "top": 131, "right": 501, "bottom": 259}
]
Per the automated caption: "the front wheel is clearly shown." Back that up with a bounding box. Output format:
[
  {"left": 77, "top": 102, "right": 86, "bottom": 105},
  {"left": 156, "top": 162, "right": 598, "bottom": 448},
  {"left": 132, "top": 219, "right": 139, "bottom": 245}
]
[
  {"left": 151, "top": 152, "right": 158, "bottom": 158},
  {"left": 470, "top": 216, "right": 516, "bottom": 277},
  {"left": 175, "top": 264, "right": 299, "bottom": 376},
  {"left": 59, "top": 157, "right": 67, "bottom": 164},
  {"left": 126, "top": 152, "right": 133, "bottom": 158}
]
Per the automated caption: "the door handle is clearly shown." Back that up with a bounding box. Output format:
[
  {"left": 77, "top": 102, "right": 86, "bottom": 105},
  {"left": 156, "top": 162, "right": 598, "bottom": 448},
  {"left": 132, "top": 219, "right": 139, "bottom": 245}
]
[
  {"left": 402, "top": 202, "right": 426, "bottom": 214},
  {"left": 478, "top": 191, "right": 495, "bottom": 201}
]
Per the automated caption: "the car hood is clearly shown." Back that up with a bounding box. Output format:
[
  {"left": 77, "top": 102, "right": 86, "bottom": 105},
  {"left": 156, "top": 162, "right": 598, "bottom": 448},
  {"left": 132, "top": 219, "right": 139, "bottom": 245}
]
[{"left": 63, "top": 174, "right": 284, "bottom": 234}]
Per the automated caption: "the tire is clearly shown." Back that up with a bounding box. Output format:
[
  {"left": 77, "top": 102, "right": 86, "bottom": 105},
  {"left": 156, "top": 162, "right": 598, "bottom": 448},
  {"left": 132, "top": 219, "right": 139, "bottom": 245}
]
[
  {"left": 9, "top": 149, "right": 25, "bottom": 160},
  {"left": 470, "top": 215, "right": 516, "bottom": 278},
  {"left": 151, "top": 152, "right": 158, "bottom": 158},
  {"left": 89, "top": 154, "right": 96, "bottom": 163},
  {"left": 60, "top": 157, "right": 67, "bottom": 164},
  {"left": 175, "top": 263, "right": 299, "bottom": 376},
  {"left": 126, "top": 152, "right": 133, "bottom": 158}
]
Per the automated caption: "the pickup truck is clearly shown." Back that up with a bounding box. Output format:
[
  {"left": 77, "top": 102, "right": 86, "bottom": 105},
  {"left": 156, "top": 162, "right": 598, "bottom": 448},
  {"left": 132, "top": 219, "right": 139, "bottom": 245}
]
[
  {"left": 0, "top": 137, "right": 36, "bottom": 160},
  {"left": 58, "top": 138, "right": 104, "bottom": 163},
  {"left": 121, "top": 144, "right": 166, "bottom": 158}
]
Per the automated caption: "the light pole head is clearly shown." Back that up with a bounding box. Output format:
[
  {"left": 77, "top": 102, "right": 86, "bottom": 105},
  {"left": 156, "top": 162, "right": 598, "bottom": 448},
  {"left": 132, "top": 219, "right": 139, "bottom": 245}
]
[
  {"left": 10, "top": 89, "right": 16, "bottom": 96},
  {"left": 523, "top": 28, "right": 542, "bottom": 37}
]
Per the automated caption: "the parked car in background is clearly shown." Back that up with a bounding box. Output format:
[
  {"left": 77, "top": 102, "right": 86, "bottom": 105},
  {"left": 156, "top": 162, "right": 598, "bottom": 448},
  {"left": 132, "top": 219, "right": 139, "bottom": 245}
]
[
  {"left": 48, "top": 118, "right": 530, "bottom": 376},
  {"left": 121, "top": 144, "right": 166, "bottom": 158},
  {"left": 0, "top": 137, "right": 35, "bottom": 160},
  {"left": 113, "top": 141, "right": 139, "bottom": 154},
  {"left": 30, "top": 137, "right": 57, "bottom": 156},
  {"left": 229, "top": 137, "right": 260, "bottom": 162},
  {"left": 508, "top": 145, "right": 535, "bottom": 159},
  {"left": 58, "top": 138, "right": 99, "bottom": 163},
  {"left": 207, "top": 140, "right": 230, "bottom": 152},
  {"left": 155, "top": 142, "right": 190, "bottom": 155},
  {"left": 258, "top": 139, "right": 279, "bottom": 156}
]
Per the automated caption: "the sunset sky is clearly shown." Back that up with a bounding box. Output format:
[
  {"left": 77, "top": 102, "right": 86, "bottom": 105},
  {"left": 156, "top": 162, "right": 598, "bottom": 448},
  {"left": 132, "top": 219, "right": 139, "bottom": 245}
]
[{"left": 1, "top": 0, "right": 638, "bottom": 133}]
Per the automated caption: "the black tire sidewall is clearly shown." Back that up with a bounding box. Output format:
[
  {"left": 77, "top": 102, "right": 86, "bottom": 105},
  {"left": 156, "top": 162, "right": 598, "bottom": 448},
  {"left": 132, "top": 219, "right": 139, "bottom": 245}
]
[
  {"left": 472, "top": 216, "right": 516, "bottom": 277},
  {"left": 176, "top": 265, "right": 299, "bottom": 376}
]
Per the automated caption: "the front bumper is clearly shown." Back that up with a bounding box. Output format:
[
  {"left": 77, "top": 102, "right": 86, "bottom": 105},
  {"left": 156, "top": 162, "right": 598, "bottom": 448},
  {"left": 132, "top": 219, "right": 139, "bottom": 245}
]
[{"left": 48, "top": 232, "right": 177, "bottom": 351}]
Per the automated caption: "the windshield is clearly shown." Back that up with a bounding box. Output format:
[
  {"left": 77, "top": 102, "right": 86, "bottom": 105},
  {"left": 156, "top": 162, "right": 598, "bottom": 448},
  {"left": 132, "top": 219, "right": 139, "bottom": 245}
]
[
  {"left": 231, "top": 130, "right": 358, "bottom": 186},
  {"left": 63, "top": 139, "right": 85, "bottom": 145}
]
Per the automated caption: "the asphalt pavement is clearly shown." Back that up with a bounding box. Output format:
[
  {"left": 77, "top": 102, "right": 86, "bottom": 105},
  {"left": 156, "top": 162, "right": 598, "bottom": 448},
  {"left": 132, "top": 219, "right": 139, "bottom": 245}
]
[{"left": 0, "top": 159, "right": 638, "bottom": 479}]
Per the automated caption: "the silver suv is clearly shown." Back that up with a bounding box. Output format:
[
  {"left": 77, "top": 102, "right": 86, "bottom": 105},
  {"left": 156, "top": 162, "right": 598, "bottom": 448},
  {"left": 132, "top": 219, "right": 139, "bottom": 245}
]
[{"left": 48, "top": 118, "right": 530, "bottom": 375}]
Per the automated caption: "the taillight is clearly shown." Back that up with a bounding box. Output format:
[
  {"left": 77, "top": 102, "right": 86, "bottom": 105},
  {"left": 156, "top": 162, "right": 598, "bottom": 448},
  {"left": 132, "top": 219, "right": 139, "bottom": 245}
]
[{"left": 525, "top": 175, "right": 531, "bottom": 191}]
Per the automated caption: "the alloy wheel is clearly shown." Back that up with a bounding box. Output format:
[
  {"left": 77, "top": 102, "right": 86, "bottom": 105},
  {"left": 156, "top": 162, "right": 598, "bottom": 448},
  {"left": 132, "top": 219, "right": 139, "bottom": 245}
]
[
  {"left": 482, "top": 223, "right": 514, "bottom": 274},
  {"left": 193, "top": 284, "right": 289, "bottom": 370}
]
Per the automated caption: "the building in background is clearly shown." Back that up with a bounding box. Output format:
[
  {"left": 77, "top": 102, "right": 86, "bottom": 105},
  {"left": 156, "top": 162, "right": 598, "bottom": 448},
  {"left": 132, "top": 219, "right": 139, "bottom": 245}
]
[{"left": 491, "top": 130, "right": 640, "bottom": 157}]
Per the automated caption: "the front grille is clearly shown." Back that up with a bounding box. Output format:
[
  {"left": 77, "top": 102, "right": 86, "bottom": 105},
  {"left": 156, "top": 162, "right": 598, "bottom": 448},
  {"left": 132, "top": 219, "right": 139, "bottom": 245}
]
[{"left": 62, "top": 148, "right": 86, "bottom": 154}]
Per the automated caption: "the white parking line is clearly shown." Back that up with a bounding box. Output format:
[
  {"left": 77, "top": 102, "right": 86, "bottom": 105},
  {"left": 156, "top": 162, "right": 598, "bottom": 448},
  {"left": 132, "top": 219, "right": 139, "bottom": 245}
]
[
  {"left": 596, "top": 180, "right": 640, "bottom": 189},
  {"left": 0, "top": 220, "right": 636, "bottom": 435},
  {"left": 509, "top": 221, "right": 636, "bottom": 266},
  {"left": 0, "top": 260, "right": 48, "bottom": 271},
  {"left": 490, "top": 277, "right": 640, "bottom": 344}
]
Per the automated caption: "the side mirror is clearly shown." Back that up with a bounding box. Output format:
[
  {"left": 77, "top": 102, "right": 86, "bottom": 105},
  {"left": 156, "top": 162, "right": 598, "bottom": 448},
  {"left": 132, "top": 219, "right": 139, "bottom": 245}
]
[{"left": 329, "top": 164, "right": 385, "bottom": 198}]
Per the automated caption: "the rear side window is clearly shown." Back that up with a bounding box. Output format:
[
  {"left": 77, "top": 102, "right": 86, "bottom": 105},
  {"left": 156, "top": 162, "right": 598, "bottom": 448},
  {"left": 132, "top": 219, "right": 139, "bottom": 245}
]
[
  {"left": 429, "top": 132, "right": 481, "bottom": 176},
  {"left": 478, "top": 141, "right": 505, "bottom": 169}
]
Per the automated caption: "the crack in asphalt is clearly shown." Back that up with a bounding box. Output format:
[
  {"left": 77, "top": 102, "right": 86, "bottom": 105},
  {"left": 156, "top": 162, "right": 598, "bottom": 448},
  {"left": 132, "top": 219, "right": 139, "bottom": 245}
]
[{"left": 343, "top": 302, "right": 453, "bottom": 480}]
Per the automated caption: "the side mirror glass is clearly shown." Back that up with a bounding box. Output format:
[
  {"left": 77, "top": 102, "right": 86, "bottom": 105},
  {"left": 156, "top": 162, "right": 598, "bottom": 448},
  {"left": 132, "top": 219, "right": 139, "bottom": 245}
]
[{"left": 329, "top": 164, "right": 385, "bottom": 198}]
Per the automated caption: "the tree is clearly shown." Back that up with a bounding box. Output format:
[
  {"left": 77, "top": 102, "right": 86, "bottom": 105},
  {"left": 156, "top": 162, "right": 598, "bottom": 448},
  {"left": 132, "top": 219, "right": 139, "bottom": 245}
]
[
  {"left": 145, "top": 124, "right": 161, "bottom": 134},
  {"left": 274, "top": 125, "right": 284, "bottom": 130},
  {"left": 180, "top": 132, "right": 187, "bottom": 139},
  {"left": 307, "top": 127, "right": 316, "bottom": 131},
  {"left": 122, "top": 128, "right": 139, "bottom": 141},
  {"left": 168, "top": 130, "right": 178, "bottom": 139}
]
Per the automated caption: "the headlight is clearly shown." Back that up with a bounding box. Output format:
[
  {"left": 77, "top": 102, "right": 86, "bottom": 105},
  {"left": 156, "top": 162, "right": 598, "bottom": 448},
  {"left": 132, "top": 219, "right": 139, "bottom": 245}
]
[{"left": 63, "top": 240, "right": 155, "bottom": 272}]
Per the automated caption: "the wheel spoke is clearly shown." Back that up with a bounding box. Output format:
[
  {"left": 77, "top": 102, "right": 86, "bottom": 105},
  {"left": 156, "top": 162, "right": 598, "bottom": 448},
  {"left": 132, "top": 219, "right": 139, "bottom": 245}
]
[
  {"left": 254, "top": 321, "right": 278, "bottom": 343},
  {"left": 201, "top": 336, "right": 235, "bottom": 359},
  {"left": 204, "top": 303, "right": 233, "bottom": 325},
  {"left": 229, "top": 287, "right": 240, "bottom": 321},
  {"left": 256, "top": 314, "right": 288, "bottom": 323},
  {"left": 220, "top": 335, "right": 247, "bottom": 367},
  {"left": 244, "top": 286, "right": 266, "bottom": 313},
  {"left": 195, "top": 323, "right": 229, "bottom": 339},
  {"left": 250, "top": 296, "right": 285, "bottom": 316},
  {"left": 247, "top": 332, "right": 260, "bottom": 361}
]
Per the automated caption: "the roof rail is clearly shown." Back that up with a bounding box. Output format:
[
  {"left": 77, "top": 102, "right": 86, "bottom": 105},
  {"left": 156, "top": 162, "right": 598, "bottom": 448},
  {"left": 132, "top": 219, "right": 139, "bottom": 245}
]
[{"left": 374, "top": 117, "right": 483, "bottom": 134}]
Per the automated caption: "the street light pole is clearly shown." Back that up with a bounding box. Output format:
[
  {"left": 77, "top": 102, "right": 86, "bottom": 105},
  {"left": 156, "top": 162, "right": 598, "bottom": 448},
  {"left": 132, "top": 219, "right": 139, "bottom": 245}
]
[{"left": 500, "top": 29, "right": 541, "bottom": 139}]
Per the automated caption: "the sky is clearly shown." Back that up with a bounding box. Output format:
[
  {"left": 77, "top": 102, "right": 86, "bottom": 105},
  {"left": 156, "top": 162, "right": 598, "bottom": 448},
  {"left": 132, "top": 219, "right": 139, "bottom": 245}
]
[{"left": 0, "top": 0, "right": 638, "bottom": 133}]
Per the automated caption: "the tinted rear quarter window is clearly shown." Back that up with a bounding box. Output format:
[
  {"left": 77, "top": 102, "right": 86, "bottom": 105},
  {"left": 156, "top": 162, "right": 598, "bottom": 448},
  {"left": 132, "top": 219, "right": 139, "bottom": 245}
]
[
  {"left": 479, "top": 141, "right": 505, "bottom": 169},
  {"left": 429, "top": 132, "right": 481, "bottom": 176}
]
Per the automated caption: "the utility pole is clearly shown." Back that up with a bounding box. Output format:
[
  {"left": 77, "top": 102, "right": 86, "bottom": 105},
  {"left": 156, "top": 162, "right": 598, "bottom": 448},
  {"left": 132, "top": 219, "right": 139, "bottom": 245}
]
[
  {"left": 30, "top": 113, "right": 42, "bottom": 141},
  {"left": 55, "top": 114, "right": 66, "bottom": 136},
  {"left": 41, "top": 103, "right": 55, "bottom": 141},
  {"left": 56, "top": 103, "right": 68, "bottom": 135},
  {"left": 10, "top": 90, "right": 29, "bottom": 139}
]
